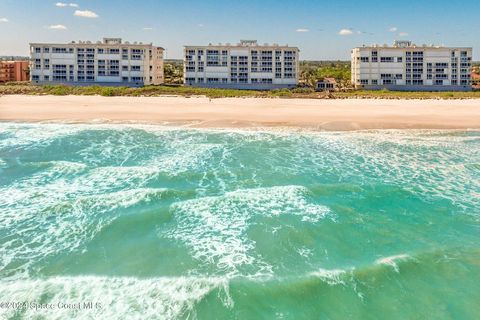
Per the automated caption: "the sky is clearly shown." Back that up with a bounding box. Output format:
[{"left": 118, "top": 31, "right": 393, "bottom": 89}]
[{"left": 1, "top": 0, "right": 479, "bottom": 60}]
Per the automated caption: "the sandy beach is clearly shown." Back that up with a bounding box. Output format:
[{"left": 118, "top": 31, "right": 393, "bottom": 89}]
[{"left": 1, "top": 95, "right": 480, "bottom": 130}]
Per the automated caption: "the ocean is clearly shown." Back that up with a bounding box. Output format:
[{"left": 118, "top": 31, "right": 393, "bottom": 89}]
[{"left": 0, "top": 123, "right": 479, "bottom": 319}]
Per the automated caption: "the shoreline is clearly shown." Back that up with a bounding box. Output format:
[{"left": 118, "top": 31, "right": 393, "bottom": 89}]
[{"left": 1, "top": 95, "right": 480, "bottom": 131}]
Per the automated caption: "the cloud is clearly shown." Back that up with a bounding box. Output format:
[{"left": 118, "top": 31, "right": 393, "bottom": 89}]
[
  {"left": 296, "top": 28, "right": 309, "bottom": 32},
  {"left": 339, "top": 28, "right": 353, "bottom": 36},
  {"left": 0, "top": 18, "right": 8, "bottom": 22},
  {"left": 74, "top": 10, "right": 99, "bottom": 18},
  {"left": 389, "top": 27, "right": 398, "bottom": 32},
  {"left": 48, "top": 24, "right": 67, "bottom": 30},
  {"left": 198, "top": 24, "right": 204, "bottom": 27},
  {"left": 56, "top": 2, "right": 78, "bottom": 7},
  {"left": 399, "top": 32, "right": 409, "bottom": 37},
  {"left": 143, "top": 27, "right": 153, "bottom": 31}
]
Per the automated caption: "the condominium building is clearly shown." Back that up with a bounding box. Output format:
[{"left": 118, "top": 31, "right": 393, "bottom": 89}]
[
  {"left": 351, "top": 41, "right": 473, "bottom": 91},
  {"left": 184, "top": 40, "right": 299, "bottom": 90},
  {"left": 30, "top": 38, "right": 164, "bottom": 86},
  {"left": 0, "top": 61, "right": 29, "bottom": 82}
]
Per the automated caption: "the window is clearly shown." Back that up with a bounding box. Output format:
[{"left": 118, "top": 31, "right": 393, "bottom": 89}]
[
  {"left": 98, "top": 48, "right": 104, "bottom": 54},
  {"left": 44, "top": 48, "right": 50, "bottom": 53},
  {"left": 131, "top": 66, "right": 141, "bottom": 71},
  {"left": 360, "top": 57, "right": 369, "bottom": 63},
  {"left": 397, "top": 57, "right": 403, "bottom": 63},
  {"left": 52, "top": 47, "right": 68, "bottom": 53},
  {"left": 122, "top": 66, "right": 128, "bottom": 71},
  {"left": 35, "top": 48, "right": 41, "bottom": 53},
  {"left": 380, "top": 57, "right": 394, "bottom": 63},
  {"left": 360, "top": 79, "right": 369, "bottom": 85}
]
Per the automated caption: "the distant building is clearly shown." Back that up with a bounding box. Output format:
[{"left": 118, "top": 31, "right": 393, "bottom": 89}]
[
  {"left": 0, "top": 61, "right": 29, "bottom": 82},
  {"left": 29, "top": 38, "right": 164, "bottom": 86},
  {"left": 351, "top": 41, "right": 473, "bottom": 91},
  {"left": 316, "top": 78, "right": 337, "bottom": 91},
  {"left": 184, "top": 40, "right": 300, "bottom": 90}
]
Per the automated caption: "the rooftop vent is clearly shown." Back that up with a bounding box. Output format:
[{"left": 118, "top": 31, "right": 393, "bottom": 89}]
[
  {"left": 393, "top": 40, "right": 412, "bottom": 48},
  {"left": 240, "top": 40, "right": 258, "bottom": 46},
  {"left": 103, "top": 38, "right": 122, "bottom": 45}
]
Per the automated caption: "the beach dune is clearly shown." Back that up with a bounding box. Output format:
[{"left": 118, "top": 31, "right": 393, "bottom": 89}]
[{"left": 1, "top": 95, "right": 479, "bottom": 130}]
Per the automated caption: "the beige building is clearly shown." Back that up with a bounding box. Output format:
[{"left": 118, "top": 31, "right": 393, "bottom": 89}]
[
  {"left": 0, "top": 61, "right": 29, "bottom": 83},
  {"left": 351, "top": 41, "right": 472, "bottom": 91},
  {"left": 30, "top": 38, "right": 164, "bottom": 86},
  {"left": 184, "top": 40, "right": 300, "bottom": 90}
]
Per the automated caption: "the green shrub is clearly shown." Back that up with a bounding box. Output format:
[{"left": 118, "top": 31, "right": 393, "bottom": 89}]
[
  {"left": 269, "top": 88, "right": 292, "bottom": 97},
  {"left": 100, "top": 87, "right": 116, "bottom": 97},
  {"left": 291, "top": 87, "right": 315, "bottom": 94}
]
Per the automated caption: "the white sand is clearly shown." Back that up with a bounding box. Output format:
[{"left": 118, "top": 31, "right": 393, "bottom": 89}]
[{"left": 1, "top": 95, "right": 479, "bottom": 130}]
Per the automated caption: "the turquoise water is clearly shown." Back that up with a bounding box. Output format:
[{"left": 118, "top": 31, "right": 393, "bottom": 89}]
[{"left": 0, "top": 123, "right": 479, "bottom": 319}]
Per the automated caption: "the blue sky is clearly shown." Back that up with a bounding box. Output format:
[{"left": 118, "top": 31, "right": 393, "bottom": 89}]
[{"left": 1, "top": 0, "right": 479, "bottom": 60}]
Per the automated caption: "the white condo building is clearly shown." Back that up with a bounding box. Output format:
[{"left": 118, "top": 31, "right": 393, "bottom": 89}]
[
  {"left": 30, "top": 38, "right": 164, "bottom": 86},
  {"left": 351, "top": 41, "right": 472, "bottom": 91},
  {"left": 184, "top": 40, "right": 299, "bottom": 90}
]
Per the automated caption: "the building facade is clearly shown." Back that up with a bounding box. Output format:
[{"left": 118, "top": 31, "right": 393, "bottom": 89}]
[
  {"left": 184, "top": 40, "right": 299, "bottom": 90},
  {"left": 0, "top": 61, "right": 29, "bottom": 83},
  {"left": 30, "top": 38, "right": 164, "bottom": 86},
  {"left": 316, "top": 78, "right": 337, "bottom": 91},
  {"left": 351, "top": 41, "right": 472, "bottom": 91}
]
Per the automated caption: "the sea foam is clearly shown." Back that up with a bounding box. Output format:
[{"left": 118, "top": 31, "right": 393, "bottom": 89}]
[
  {"left": 0, "top": 276, "right": 230, "bottom": 320},
  {"left": 166, "top": 186, "right": 331, "bottom": 276}
]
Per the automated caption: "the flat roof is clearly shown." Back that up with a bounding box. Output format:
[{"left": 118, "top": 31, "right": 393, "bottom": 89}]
[
  {"left": 354, "top": 44, "right": 472, "bottom": 50},
  {"left": 30, "top": 41, "right": 164, "bottom": 50},
  {"left": 184, "top": 40, "right": 298, "bottom": 50}
]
